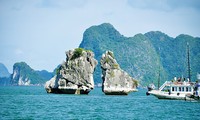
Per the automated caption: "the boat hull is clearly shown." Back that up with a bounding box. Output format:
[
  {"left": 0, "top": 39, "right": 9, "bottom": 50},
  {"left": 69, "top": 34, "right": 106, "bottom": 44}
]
[
  {"left": 185, "top": 94, "right": 200, "bottom": 102},
  {"left": 148, "top": 90, "right": 186, "bottom": 100},
  {"left": 153, "top": 94, "right": 186, "bottom": 100}
]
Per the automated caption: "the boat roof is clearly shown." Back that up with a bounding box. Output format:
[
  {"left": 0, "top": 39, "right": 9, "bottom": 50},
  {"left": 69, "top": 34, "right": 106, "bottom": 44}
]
[{"left": 165, "top": 81, "right": 195, "bottom": 87}]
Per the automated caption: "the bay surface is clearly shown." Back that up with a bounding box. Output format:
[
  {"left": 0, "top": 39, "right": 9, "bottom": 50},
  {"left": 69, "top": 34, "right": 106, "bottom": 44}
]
[{"left": 0, "top": 86, "right": 199, "bottom": 120}]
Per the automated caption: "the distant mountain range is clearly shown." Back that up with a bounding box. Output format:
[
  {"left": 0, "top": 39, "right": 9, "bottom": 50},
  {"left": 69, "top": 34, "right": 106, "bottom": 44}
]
[
  {"left": 79, "top": 23, "right": 200, "bottom": 86},
  {"left": 0, "top": 62, "right": 53, "bottom": 86}
]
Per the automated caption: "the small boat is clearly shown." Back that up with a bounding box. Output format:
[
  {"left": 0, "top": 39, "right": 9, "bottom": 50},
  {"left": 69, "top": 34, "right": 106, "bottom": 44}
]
[{"left": 147, "top": 78, "right": 195, "bottom": 100}]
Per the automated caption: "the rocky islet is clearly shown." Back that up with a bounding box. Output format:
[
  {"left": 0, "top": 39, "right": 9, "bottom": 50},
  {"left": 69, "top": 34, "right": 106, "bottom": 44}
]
[
  {"left": 101, "top": 51, "right": 138, "bottom": 95},
  {"left": 45, "top": 48, "right": 98, "bottom": 94}
]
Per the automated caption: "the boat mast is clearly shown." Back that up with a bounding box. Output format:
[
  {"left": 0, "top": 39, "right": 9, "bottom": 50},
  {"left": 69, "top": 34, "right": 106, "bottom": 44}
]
[
  {"left": 158, "top": 64, "right": 160, "bottom": 90},
  {"left": 158, "top": 47, "right": 161, "bottom": 90},
  {"left": 187, "top": 43, "right": 191, "bottom": 82}
]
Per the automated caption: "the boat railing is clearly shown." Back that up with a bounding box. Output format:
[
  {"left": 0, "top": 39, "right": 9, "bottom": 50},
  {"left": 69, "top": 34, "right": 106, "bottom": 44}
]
[{"left": 159, "top": 81, "right": 169, "bottom": 91}]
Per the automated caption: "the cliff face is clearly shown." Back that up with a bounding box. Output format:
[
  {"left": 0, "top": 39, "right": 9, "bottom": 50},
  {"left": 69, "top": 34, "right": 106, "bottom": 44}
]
[
  {"left": 101, "top": 51, "right": 138, "bottom": 95},
  {"left": 11, "top": 62, "right": 31, "bottom": 85},
  {"left": 10, "top": 62, "right": 53, "bottom": 86},
  {"left": 45, "top": 48, "right": 98, "bottom": 94}
]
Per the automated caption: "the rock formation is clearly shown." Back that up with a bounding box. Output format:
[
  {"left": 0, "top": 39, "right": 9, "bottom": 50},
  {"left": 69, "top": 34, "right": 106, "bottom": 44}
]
[
  {"left": 10, "top": 62, "right": 52, "bottom": 86},
  {"left": 11, "top": 62, "right": 32, "bottom": 86},
  {"left": 45, "top": 48, "right": 98, "bottom": 94},
  {"left": 101, "top": 51, "right": 138, "bottom": 95}
]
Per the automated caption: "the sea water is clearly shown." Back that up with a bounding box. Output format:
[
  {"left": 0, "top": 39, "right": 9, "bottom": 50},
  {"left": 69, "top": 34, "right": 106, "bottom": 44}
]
[{"left": 0, "top": 86, "right": 199, "bottom": 120}]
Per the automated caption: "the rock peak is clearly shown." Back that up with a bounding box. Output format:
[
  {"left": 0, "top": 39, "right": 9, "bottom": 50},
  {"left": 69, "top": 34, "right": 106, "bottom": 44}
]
[
  {"left": 83, "top": 23, "right": 123, "bottom": 41},
  {"left": 101, "top": 51, "right": 138, "bottom": 95},
  {"left": 45, "top": 48, "right": 98, "bottom": 94}
]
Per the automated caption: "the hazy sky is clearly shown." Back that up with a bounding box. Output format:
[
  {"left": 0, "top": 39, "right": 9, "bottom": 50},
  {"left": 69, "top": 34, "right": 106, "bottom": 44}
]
[{"left": 0, "top": 0, "right": 200, "bottom": 73}]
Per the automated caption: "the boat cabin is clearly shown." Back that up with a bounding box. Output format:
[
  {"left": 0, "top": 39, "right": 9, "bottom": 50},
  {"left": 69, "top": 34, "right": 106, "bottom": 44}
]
[{"left": 160, "top": 81, "right": 194, "bottom": 95}]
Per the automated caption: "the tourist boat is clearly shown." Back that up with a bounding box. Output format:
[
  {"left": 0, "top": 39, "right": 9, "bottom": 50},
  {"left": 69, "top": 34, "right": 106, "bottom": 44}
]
[
  {"left": 147, "top": 78, "right": 195, "bottom": 100},
  {"left": 147, "top": 43, "right": 199, "bottom": 100}
]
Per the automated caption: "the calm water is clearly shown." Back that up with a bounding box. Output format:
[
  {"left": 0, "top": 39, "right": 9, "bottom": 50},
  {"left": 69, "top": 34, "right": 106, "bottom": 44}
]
[{"left": 0, "top": 86, "right": 199, "bottom": 120}]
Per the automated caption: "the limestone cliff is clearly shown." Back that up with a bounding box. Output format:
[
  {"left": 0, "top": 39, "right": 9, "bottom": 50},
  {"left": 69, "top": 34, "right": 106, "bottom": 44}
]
[
  {"left": 11, "top": 62, "right": 33, "bottom": 86},
  {"left": 101, "top": 51, "right": 138, "bottom": 95},
  {"left": 45, "top": 48, "right": 98, "bottom": 94},
  {"left": 10, "top": 62, "right": 52, "bottom": 86}
]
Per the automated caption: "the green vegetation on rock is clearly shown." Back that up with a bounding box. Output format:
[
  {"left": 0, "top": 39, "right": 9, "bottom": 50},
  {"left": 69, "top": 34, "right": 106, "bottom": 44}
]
[{"left": 71, "top": 48, "right": 84, "bottom": 60}]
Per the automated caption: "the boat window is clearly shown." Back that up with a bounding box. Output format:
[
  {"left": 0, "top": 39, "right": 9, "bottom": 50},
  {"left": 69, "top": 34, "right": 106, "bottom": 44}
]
[
  {"left": 172, "top": 87, "right": 174, "bottom": 91},
  {"left": 186, "top": 87, "right": 188, "bottom": 92},
  {"left": 161, "top": 86, "right": 170, "bottom": 92},
  {"left": 182, "top": 87, "right": 184, "bottom": 92},
  {"left": 188, "top": 87, "right": 192, "bottom": 92},
  {"left": 174, "top": 87, "right": 177, "bottom": 91},
  {"left": 179, "top": 87, "right": 181, "bottom": 92}
]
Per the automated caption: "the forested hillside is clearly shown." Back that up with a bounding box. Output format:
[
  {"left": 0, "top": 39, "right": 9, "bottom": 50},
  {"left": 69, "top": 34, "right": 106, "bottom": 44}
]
[{"left": 79, "top": 23, "right": 200, "bottom": 86}]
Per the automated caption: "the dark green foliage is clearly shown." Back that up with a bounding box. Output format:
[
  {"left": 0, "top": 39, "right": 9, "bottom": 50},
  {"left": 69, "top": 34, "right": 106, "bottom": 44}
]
[
  {"left": 79, "top": 23, "right": 200, "bottom": 86},
  {"left": 105, "top": 57, "right": 110, "bottom": 63},
  {"left": 71, "top": 48, "right": 84, "bottom": 60},
  {"left": 108, "top": 51, "right": 115, "bottom": 58},
  {"left": 133, "top": 79, "right": 139, "bottom": 87},
  {"left": 56, "top": 68, "right": 60, "bottom": 75}
]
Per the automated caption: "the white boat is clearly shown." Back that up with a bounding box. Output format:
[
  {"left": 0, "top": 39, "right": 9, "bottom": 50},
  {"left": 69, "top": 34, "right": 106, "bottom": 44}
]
[{"left": 147, "top": 79, "right": 195, "bottom": 100}]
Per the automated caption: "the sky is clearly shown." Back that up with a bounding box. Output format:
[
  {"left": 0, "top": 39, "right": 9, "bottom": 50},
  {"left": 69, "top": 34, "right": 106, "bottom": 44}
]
[{"left": 0, "top": 0, "right": 200, "bottom": 73}]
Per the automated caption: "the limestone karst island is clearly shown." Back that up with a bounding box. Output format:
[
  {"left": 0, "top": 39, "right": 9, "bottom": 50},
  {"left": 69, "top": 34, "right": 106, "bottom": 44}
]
[
  {"left": 45, "top": 48, "right": 97, "bottom": 94},
  {"left": 45, "top": 48, "right": 138, "bottom": 95},
  {"left": 101, "top": 51, "right": 138, "bottom": 95}
]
